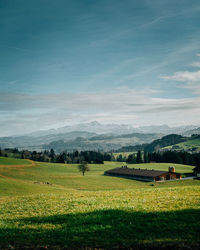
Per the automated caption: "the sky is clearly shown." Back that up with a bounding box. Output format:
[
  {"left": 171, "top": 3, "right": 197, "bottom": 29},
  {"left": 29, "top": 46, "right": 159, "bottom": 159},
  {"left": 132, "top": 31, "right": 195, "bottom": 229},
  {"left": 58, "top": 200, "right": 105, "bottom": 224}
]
[{"left": 1, "top": 0, "right": 200, "bottom": 136}]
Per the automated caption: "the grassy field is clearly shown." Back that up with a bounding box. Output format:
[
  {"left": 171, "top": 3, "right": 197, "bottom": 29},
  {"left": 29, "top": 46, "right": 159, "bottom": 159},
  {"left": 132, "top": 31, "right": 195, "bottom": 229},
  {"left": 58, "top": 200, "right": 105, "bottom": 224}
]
[
  {"left": 113, "top": 151, "right": 136, "bottom": 158},
  {"left": 0, "top": 156, "right": 32, "bottom": 166},
  {"left": 164, "top": 137, "right": 200, "bottom": 151},
  {"left": 0, "top": 157, "right": 199, "bottom": 249}
]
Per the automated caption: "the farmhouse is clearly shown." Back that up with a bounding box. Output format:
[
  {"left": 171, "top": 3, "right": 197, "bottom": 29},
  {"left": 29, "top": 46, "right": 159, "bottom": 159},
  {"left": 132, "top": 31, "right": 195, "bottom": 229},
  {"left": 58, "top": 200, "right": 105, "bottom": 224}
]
[{"left": 104, "top": 166, "right": 181, "bottom": 182}]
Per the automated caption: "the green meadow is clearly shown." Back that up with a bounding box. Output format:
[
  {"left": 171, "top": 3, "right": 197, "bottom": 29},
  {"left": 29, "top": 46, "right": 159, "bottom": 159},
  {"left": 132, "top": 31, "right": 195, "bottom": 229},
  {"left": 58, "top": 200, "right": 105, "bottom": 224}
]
[
  {"left": 113, "top": 151, "right": 136, "bottom": 158},
  {"left": 0, "top": 156, "right": 32, "bottom": 166},
  {"left": 0, "top": 157, "right": 199, "bottom": 249},
  {"left": 164, "top": 137, "right": 200, "bottom": 151}
]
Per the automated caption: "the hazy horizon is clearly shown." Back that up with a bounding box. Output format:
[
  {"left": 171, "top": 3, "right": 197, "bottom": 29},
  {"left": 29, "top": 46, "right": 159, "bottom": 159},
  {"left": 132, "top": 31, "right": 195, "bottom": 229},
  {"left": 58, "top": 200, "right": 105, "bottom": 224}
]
[
  {"left": 1, "top": 0, "right": 200, "bottom": 136},
  {"left": 1, "top": 120, "right": 199, "bottom": 138}
]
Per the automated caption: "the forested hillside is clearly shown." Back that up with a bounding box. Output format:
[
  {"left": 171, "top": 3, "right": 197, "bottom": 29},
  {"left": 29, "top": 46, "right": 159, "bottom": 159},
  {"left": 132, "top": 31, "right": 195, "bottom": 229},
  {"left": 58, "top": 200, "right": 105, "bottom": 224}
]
[
  {"left": 43, "top": 133, "right": 162, "bottom": 152},
  {"left": 117, "top": 134, "right": 187, "bottom": 152}
]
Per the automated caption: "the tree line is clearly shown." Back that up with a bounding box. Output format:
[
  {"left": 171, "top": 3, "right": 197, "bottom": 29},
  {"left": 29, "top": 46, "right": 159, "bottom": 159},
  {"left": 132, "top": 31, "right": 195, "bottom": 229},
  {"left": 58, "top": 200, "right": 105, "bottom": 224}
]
[
  {"left": 125, "top": 150, "right": 200, "bottom": 169},
  {"left": 115, "top": 134, "right": 188, "bottom": 153},
  {"left": 1, "top": 147, "right": 200, "bottom": 172},
  {"left": 0, "top": 148, "right": 114, "bottom": 164}
]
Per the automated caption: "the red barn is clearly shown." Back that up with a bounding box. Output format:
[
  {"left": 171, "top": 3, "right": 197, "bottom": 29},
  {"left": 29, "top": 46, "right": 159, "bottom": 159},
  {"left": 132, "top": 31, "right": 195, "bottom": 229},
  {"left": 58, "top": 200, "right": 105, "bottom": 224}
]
[{"left": 104, "top": 166, "right": 181, "bottom": 182}]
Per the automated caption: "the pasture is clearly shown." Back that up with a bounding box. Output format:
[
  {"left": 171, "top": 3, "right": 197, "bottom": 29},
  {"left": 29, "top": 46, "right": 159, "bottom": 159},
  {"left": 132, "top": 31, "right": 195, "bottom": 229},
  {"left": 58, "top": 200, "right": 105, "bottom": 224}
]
[
  {"left": 164, "top": 137, "right": 200, "bottom": 151},
  {"left": 0, "top": 156, "right": 32, "bottom": 166},
  {"left": 0, "top": 157, "right": 199, "bottom": 249},
  {"left": 113, "top": 151, "right": 136, "bottom": 158}
]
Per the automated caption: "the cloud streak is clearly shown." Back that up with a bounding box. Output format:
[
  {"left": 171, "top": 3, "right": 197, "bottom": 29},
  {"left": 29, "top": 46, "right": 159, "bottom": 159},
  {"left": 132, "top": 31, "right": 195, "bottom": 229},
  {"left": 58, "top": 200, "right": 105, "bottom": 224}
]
[
  {"left": 161, "top": 71, "right": 200, "bottom": 83},
  {"left": 0, "top": 87, "right": 200, "bottom": 136},
  {"left": 161, "top": 53, "right": 200, "bottom": 94},
  {"left": 189, "top": 62, "right": 200, "bottom": 68}
]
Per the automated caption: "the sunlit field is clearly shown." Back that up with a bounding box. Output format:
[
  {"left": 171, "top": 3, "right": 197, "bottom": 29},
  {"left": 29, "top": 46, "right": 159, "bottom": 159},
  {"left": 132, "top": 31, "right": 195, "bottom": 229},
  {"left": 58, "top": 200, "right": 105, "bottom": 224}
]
[
  {"left": 0, "top": 157, "right": 199, "bottom": 249},
  {"left": 164, "top": 138, "right": 200, "bottom": 151}
]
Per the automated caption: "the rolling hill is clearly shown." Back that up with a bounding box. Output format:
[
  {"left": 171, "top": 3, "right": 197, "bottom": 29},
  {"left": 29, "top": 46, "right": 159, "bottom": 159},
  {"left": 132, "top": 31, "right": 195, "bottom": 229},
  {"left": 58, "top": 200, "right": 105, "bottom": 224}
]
[
  {"left": 0, "top": 157, "right": 199, "bottom": 249},
  {"left": 43, "top": 132, "right": 163, "bottom": 152},
  {"left": 116, "top": 134, "right": 187, "bottom": 152},
  {"left": 0, "top": 121, "right": 197, "bottom": 152},
  {"left": 0, "top": 131, "right": 97, "bottom": 150},
  {"left": 163, "top": 135, "right": 200, "bottom": 152}
]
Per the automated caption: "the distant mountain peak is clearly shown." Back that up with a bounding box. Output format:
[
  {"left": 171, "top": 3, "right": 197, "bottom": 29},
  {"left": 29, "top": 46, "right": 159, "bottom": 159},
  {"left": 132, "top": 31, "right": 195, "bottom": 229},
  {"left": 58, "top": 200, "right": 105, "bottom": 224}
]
[
  {"left": 13, "top": 122, "right": 200, "bottom": 138},
  {"left": 89, "top": 121, "right": 101, "bottom": 125}
]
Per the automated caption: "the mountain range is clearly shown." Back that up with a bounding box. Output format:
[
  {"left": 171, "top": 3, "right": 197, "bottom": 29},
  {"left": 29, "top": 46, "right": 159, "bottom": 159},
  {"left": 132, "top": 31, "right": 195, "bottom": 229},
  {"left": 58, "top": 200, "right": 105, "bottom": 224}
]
[
  {"left": 0, "top": 121, "right": 199, "bottom": 152},
  {"left": 26, "top": 121, "right": 198, "bottom": 136},
  {"left": 44, "top": 132, "right": 163, "bottom": 152}
]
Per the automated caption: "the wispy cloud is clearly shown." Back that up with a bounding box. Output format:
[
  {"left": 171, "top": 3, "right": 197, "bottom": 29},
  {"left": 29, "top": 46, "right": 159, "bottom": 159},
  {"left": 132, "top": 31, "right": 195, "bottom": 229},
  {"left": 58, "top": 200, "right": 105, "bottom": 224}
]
[
  {"left": 161, "top": 71, "right": 200, "bottom": 83},
  {"left": 0, "top": 87, "right": 200, "bottom": 136},
  {"left": 161, "top": 52, "right": 200, "bottom": 94},
  {"left": 189, "top": 62, "right": 200, "bottom": 67}
]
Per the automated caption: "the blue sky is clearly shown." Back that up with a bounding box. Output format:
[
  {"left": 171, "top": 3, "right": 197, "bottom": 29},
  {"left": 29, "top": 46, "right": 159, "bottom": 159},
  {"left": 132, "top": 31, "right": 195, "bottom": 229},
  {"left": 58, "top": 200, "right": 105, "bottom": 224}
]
[{"left": 1, "top": 0, "right": 200, "bottom": 136}]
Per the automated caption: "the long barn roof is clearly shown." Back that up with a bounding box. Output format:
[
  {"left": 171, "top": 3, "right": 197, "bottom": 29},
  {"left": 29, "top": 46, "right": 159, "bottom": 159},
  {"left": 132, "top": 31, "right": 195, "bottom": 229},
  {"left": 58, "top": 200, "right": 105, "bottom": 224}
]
[{"left": 105, "top": 167, "right": 168, "bottom": 178}]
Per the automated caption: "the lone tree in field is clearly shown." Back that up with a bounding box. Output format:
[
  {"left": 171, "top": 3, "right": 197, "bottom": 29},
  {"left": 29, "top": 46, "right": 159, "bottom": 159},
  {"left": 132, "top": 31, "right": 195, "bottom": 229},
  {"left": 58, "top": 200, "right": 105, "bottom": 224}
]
[{"left": 78, "top": 161, "right": 90, "bottom": 176}]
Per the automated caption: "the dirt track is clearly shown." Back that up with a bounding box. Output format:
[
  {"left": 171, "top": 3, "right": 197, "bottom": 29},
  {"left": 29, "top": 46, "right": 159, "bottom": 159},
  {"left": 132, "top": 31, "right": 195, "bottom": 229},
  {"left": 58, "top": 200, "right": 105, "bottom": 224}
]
[
  {"left": 0, "top": 160, "right": 37, "bottom": 180},
  {"left": 0, "top": 159, "right": 37, "bottom": 168}
]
